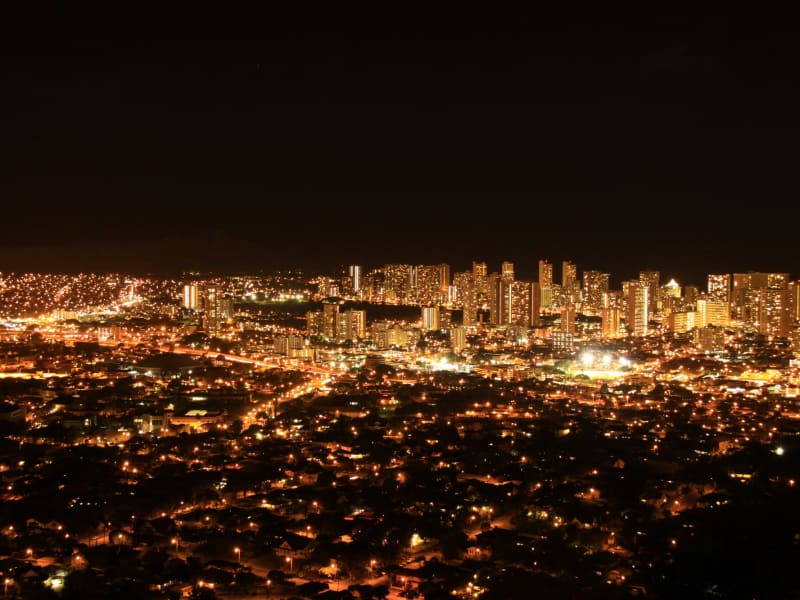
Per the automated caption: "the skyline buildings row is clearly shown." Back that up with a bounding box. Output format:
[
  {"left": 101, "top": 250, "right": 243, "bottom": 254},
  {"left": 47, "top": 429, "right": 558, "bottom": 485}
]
[
  {"left": 174, "top": 261, "right": 799, "bottom": 342},
  {"left": 322, "top": 261, "right": 799, "bottom": 339}
]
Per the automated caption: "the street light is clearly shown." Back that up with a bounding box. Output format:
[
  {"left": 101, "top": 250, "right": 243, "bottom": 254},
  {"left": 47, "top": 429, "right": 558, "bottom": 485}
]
[
  {"left": 234, "top": 546, "right": 241, "bottom": 564},
  {"left": 285, "top": 555, "right": 293, "bottom": 572},
  {"left": 4, "top": 578, "right": 11, "bottom": 596},
  {"left": 172, "top": 538, "right": 179, "bottom": 554}
]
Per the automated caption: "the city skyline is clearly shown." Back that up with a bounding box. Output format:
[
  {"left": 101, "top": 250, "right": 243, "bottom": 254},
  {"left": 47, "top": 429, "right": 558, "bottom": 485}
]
[{"left": 3, "top": 7, "right": 800, "bottom": 598}]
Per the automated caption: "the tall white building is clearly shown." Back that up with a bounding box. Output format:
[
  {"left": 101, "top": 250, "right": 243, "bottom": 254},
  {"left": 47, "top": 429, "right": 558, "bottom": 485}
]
[
  {"left": 183, "top": 284, "right": 198, "bottom": 310},
  {"left": 627, "top": 282, "right": 649, "bottom": 336},
  {"left": 422, "top": 306, "right": 440, "bottom": 331}
]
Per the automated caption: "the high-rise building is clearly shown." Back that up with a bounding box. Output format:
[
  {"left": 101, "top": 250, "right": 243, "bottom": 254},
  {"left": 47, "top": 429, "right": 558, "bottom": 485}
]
[
  {"left": 183, "top": 284, "right": 198, "bottom": 310},
  {"left": 322, "top": 299, "right": 340, "bottom": 339},
  {"left": 491, "top": 274, "right": 511, "bottom": 325},
  {"left": 733, "top": 272, "right": 790, "bottom": 335},
  {"left": 414, "top": 264, "right": 448, "bottom": 305},
  {"left": 582, "top": 270, "right": 610, "bottom": 315},
  {"left": 684, "top": 285, "right": 699, "bottom": 307},
  {"left": 337, "top": 309, "right": 366, "bottom": 341},
  {"left": 451, "top": 326, "right": 467, "bottom": 353},
  {"left": 336, "top": 313, "right": 349, "bottom": 341},
  {"left": 384, "top": 264, "right": 413, "bottom": 302},
  {"left": 202, "top": 286, "right": 221, "bottom": 334},
  {"left": 560, "top": 303, "right": 576, "bottom": 334},
  {"left": 348, "top": 265, "right": 362, "bottom": 294},
  {"left": 540, "top": 286, "right": 557, "bottom": 312},
  {"left": 660, "top": 279, "right": 682, "bottom": 314},
  {"left": 274, "top": 334, "right": 306, "bottom": 355},
  {"left": 601, "top": 307, "right": 622, "bottom": 337},
  {"left": 454, "top": 271, "right": 477, "bottom": 326},
  {"left": 454, "top": 264, "right": 490, "bottom": 326},
  {"left": 422, "top": 306, "right": 440, "bottom": 331},
  {"left": 510, "top": 281, "right": 532, "bottom": 327},
  {"left": 707, "top": 274, "right": 731, "bottom": 303},
  {"left": 791, "top": 281, "right": 800, "bottom": 324},
  {"left": 437, "top": 263, "right": 450, "bottom": 298},
  {"left": 562, "top": 260, "right": 577, "bottom": 294},
  {"left": 501, "top": 261, "right": 515, "bottom": 282},
  {"left": 306, "top": 310, "right": 323, "bottom": 335},
  {"left": 538, "top": 259, "right": 553, "bottom": 288},
  {"left": 696, "top": 299, "right": 729, "bottom": 328},
  {"left": 695, "top": 326, "right": 727, "bottom": 352},
  {"left": 639, "top": 270, "right": 660, "bottom": 316},
  {"left": 627, "top": 282, "right": 649, "bottom": 336},
  {"left": 759, "top": 288, "right": 791, "bottom": 338},
  {"left": 530, "top": 281, "right": 542, "bottom": 326},
  {"left": 668, "top": 311, "right": 696, "bottom": 334}
]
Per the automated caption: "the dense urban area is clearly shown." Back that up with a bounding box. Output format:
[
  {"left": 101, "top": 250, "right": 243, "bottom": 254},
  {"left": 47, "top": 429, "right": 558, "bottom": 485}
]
[{"left": 1, "top": 261, "right": 799, "bottom": 599}]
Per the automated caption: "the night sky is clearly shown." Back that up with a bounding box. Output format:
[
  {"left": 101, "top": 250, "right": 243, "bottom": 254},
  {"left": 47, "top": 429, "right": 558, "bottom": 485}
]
[{"left": 2, "top": 5, "right": 799, "bottom": 285}]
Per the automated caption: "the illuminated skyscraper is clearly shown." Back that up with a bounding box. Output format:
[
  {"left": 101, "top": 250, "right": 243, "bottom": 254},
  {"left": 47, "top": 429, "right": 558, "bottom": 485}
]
[
  {"left": 561, "top": 260, "right": 580, "bottom": 303},
  {"left": 530, "top": 281, "right": 541, "bottom": 326},
  {"left": 538, "top": 259, "right": 553, "bottom": 288},
  {"left": 627, "top": 282, "right": 649, "bottom": 336},
  {"left": 202, "top": 286, "right": 219, "bottom": 333},
  {"left": 437, "top": 263, "right": 450, "bottom": 297},
  {"left": 601, "top": 306, "right": 622, "bottom": 337},
  {"left": 696, "top": 299, "right": 729, "bottom": 328},
  {"left": 501, "top": 261, "right": 514, "bottom": 282},
  {"left": 201, "top": 287, "right": 233, "bottom": 335},
  {"left": 759, "top": 288, "right": 791, "bottom": 338},
  {"left": 660, "top": 279, "right": 682, "bottom": 314},
  {"left": 306, "top": 310, "right": 323, "bottom": 335},
  {"left": 451, "top": 326, "right": 466, "bottom": 353},
  {"left": 348, "top": 265, "right": 362, "bottom": 293},
  {"left": 540, "top": 286, "right": 556, "bottom": 312},
  {"left": 560, "top": 303, "right": 576, "bottom": 334},
  {"left": 413, "top": 264, "right": 449, "bottom": 305},
  {"left": 684, "top": 285, "right": 699, "bottom": 307},
  {"left": 791, "top": 281, "right": 800, "bottom": 324},
  {"left": 455, "top": 264, "right": 489, "bottom": 327},
  {"left": 274, "top": 334, "right": 306, "bottom": 355},
  {"left": 562, "top": 260, "right": 576, "bottom": 289},
  {"left": 473, "top": 262, "right": 491, "bottom": 321},
  {"left": 510, "top": 280, "right": 532, "bottom": 327},
  {"left": 384, "top": 264, "right": 413, "bottom": 302},
  {"left": 733, "top": 272, "right": 790, "bottom": 335},
  {"left": 668, "top": 311, "right": 696, "bottom": 334},
  {"left": 422, "top": 306, "right": 440, "bottom": 331},
  {"left": 322, "top": 298, "right": 340, "bottom": 340},
  {"left": 491, "top": 274, "right": 511, "bottom": 325},
  {"left": 183, "top": 284, "right": 198, "bottom": 310},
  {"left": 639, "top": 270, "right": 660, "bottom": 315},
  {"left": 582, "top": 270, "right": 610, "bottom": 315},
  {"left": 454, "top": 270, "right": 477, "bottom": 326},
  {"left": 707, "top": 274, "right": 731, "bottom": 303},
  {"left": 336, "top": 309, "right": 366, "bottom": 341}
]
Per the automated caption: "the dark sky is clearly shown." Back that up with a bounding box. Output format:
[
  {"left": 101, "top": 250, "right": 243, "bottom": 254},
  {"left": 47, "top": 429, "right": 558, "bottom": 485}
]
[{"left": 1, "top": 5, "right": 799, "bottom": 285}]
